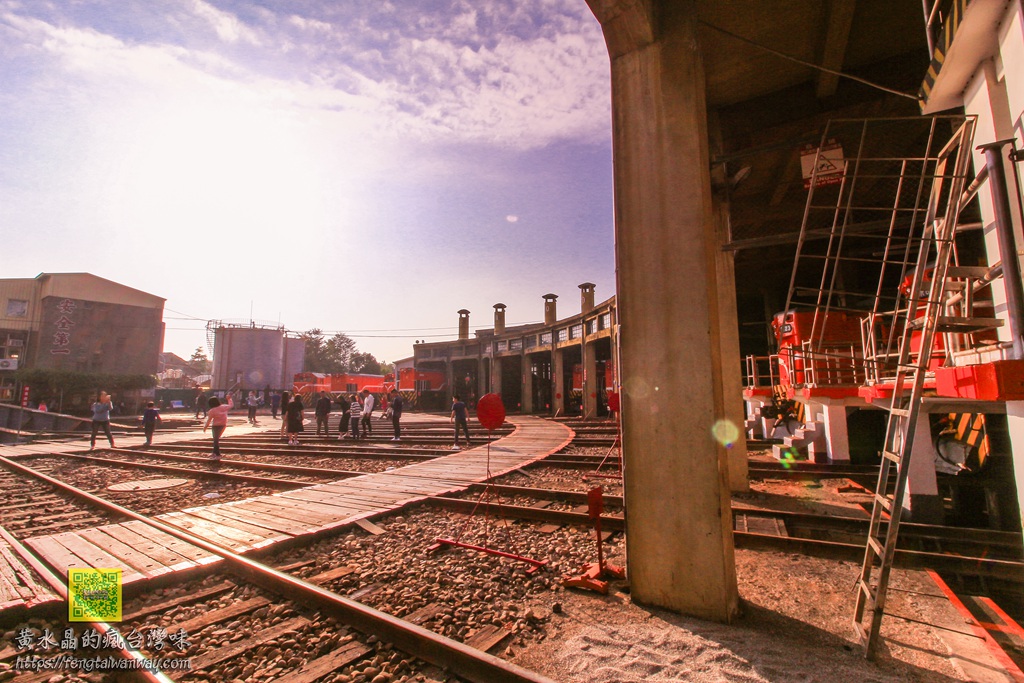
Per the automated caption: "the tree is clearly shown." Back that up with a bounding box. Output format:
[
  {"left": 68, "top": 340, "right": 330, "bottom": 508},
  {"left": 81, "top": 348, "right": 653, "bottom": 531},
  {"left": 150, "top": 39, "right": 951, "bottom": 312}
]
[
  {"left": 189, "top": 346, "right": 211, "bottom": 373},
  {"left": 302, "top": 330, "right": 361, "bottom": 373},
  {"left": 350, "top": 351, "right": 382, "bottom": 375}
]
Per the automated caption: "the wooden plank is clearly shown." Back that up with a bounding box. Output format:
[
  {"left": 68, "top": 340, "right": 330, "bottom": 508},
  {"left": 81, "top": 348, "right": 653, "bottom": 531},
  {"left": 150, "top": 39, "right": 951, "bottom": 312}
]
[
  {"left": 119, "top": 521, "right": 219, "bottom": 566},
  {"left": 308, "top": 565, "right": 357, "bottom": 585},
  {"left": 354, "top": 519, "right": 387, "bottom": 535},
  {"left": 0, "top": 545, "right": 34, "bottom": 602},
  {"left": 100, "top": 524, "right": 200, "bottom": 571},
  {"left": 47, "top": 532, "right": 148, "bottom": 583},
  {"left": 26, "top": 535, "right": 99, "bottom": 576},
  {"left": 464, "top": 624, "right": 512, "bottom": 652},
  {"left": 219, "top": 501, "right": 325, "bottom": 533},
  {"left": 190, "top": 616, "right": 309, "bottom": 672},
  {"left": 159, "top": 512, "right": 266, "bottom": 551},
  {"left": 76, "top": 528, "right": 172, "bottom": 578},
  {"left": 271, "top": 640, "right": 371, "bottom": 683},
  {"left": 251, "top": 495, "right": 367, "bottom": 522},
  {"left": 123, "top": 582, "right": 234, "bottom": 623},
  {"left": 404, "top": 603, "right": 446, "bottom": 626},
  {"left": 200, "top": 504, "right": 309, "bottom": 536},
  {"left": 170, "top": 509, "right": 288, "bottom": 546},
  {"left": 279, "top": 487, "right": 397, "bottom": 510},
  {"left": 172, "top": 596, "right": 271, "bottom": 634}
]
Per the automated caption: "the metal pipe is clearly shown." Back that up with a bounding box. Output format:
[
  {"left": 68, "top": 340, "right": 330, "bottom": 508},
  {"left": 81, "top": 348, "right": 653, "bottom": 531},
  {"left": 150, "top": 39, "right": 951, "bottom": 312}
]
[{"left": 979, "top": 141, "right": 1024, "bottom": 360}]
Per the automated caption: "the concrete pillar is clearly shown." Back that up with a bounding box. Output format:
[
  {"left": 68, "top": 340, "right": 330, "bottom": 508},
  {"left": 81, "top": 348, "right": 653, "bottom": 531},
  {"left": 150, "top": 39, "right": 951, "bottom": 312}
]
[
  {"left": 552, "top": 348, "right": 565, "bottom": 417},
  {"left": 901, "top": 409, "right": 943, "bottom": 524},
  {"left": 543, "top": 294, "right": 558, "bottom": 326},
  {"left": 457, "top": 310, "right": 470, "bottom": 340},
  {"left": 587, "top": 0, "right": 738, "bottom": 621},
  {"left": 710, "top": 117, "right": 749, "bottom": 493},
  {"left": 491, "top": 356, "right": 503, "bottom": 398},
  {"left": 583, "top": 341, "right": 598, "bottom": 418},
  {"left": 522, "top": 353, "right": 534, "bottom": 413},
  {"left": 1007, "top": 402, "right": 1024, "bottom": 534},
  {"left": 816, "top": 402, "right": 851, "bottom": 463}
]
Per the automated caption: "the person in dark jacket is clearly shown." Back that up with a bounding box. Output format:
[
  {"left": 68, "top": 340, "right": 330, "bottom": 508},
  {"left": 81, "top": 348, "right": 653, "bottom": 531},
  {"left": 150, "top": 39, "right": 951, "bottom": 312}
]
[
  {"left": 315, "top": 391, "right": 333, "bottom": 437},
  {"left": 285, "top": 394, "right": 304, "bottom": 446},
  {"left": 389, "top": 389, "right": 404, "bottom": 441}
]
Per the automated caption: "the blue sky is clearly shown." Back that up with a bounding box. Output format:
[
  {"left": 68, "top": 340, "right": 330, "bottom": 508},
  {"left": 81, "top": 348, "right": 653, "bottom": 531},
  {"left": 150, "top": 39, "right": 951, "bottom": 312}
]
[{"left": 0, "top": 0, "right": 614, "bottom": 364}]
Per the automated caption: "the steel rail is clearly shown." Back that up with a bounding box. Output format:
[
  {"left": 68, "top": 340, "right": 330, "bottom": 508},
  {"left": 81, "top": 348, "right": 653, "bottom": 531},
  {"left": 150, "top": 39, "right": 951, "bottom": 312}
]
[
  {"left": 155, "top": 442, "right": 443, "bottom": 461},
  {"left": 54, "top": 452, "right": 311, "bottom": 489},
  {"left": 0, "top": 525, "right": 174, "bottom": 683},
  {"left": 465, "top": 482, "right": 1022, "bottom": 556},
  {"left": 426, "top": 495, "right": 1024, "bottom": 582},
  {"left": 75, "top": 448, "right": 365, "bottom": 480},
  {"left": 0, "top": 455, "right": 558, "bottom": 683}
]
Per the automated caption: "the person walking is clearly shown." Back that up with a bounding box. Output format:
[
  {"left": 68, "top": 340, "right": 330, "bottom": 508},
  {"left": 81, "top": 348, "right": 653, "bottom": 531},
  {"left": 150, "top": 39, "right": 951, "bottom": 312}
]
[
  {"left": 279, "top": 391, "right": 291, "bottom": 441},
  {"left": 360, "top": 389, "right": 375, "bottom": 438},
  {"left": 246, "top": 390, "right": 260, "bottom": 425},
  {"left": 141, "top": 401, "right": 162, "bottom": 446},
  {"left": 389, "top": 389, "right": 404, "bottom": 441},
  {"left": 451, "top": 394, "right": 470, "bottom": 449},
  {"left": 195, "top": 390, "right": 208, "bottom": 419},
  {"left": 349, "top": 393, "right": 363, "bottom": 439},
  {"left": 315, "top": 391, "right": 332, "bottom": 437},
  {"left": 285, "top": 393, "right": 305, "bottom": 446},
  {"left": 204, "top": 392, "right": 234, "bottom": 459},
  {"left": 89, "top": 391, "right": 116, "bottom": 450},
  {"left": 271, "top": 391, "right": 281, "bottom": 419}
]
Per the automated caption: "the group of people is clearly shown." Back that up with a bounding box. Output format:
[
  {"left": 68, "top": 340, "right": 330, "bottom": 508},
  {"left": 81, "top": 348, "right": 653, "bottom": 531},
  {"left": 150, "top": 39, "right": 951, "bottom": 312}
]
[
  {"left": 315, "top": 388, "right": 404, "bottom": 441},
  {"left": 85, "top": 386, "right": 479, "bottom": 459}
]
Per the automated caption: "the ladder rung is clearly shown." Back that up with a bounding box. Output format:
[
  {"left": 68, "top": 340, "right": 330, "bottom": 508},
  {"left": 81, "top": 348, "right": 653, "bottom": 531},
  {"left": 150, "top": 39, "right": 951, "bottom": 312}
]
[
  {"left": 889, "top": 408, "right": 910, "bottom": 417},
  {"left": 858, "top": 578, "right": 876, "bottom": 598},
  {"left": 946, "top": 266, "right": 991, "bottom": 278},
  {"left": 934, "top": 317, "right": 1004, "bottom": 332},
  {"left": 882, "top": 449, "right": 902, "bottom": 464},
  {"left": 867, "top": 535, "right": 885, "bottom": 558},
  {"left": 874, "top": 493, "right": 893, "bottom": 513}
]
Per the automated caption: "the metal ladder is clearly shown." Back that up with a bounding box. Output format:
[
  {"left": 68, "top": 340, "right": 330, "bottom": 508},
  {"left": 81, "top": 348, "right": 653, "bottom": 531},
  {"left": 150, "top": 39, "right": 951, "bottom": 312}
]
[{"left": 852, "top": 117, "right": 979, "bottom": 657}]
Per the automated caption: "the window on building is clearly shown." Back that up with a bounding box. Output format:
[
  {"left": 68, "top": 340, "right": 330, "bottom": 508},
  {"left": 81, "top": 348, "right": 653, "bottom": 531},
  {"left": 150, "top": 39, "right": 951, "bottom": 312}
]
[
  {"left": 570, "top": 324, "right": 583, "bottom": 339},
  {"left": 557, "top": 328, "right": 568, "bottom": 342},
  {"left": 509, "top": 338, "right": 522, "bottom": 351},
  {"left": 540, "top": 332, "right": 552, "bottom": 345},
  {"left": 5, "top": 300, "right": 28, "bottom": 318},
  {"left": 524, "top": 335, "right": 536, "bottom": 349},
  {"left": 601, "top": 313, "right": 611, "bottom": 329},
  {"left": 586, "top": 319, "right": 597, "bottom": 335},
  {"left": 496, "top": 340, "right": 508, "bottom": 352}
]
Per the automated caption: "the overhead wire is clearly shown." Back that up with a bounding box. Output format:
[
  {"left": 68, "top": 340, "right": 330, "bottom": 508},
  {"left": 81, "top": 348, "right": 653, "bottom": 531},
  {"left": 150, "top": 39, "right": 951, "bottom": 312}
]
[{"left": 699, "top": 21, "right": 921, "bottom": 102}]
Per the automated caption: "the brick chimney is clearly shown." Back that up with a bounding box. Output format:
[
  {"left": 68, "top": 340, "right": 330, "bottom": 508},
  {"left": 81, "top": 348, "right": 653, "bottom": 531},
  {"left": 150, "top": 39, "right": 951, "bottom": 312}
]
[
  {"left": 579, "top": 282, "right": 596, "bottom": 313},
  {"left": 493, "top": 303, "right": 506, "bottom": 335},
  {"left": 458, "top": 309, "right": 470, "bottom": 340},
  {"left": 542, "top": 294, "right": 558, "bottom": 326}
]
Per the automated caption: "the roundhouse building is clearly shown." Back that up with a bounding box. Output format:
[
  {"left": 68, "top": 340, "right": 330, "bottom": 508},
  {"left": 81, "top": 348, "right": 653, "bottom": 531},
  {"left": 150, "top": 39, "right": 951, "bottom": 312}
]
[
  {"left": 413, "top": 283, "right": 617, "bottom": 416},
  {"left": 0, "top": 273, "right": 164, "bottom": 402}
]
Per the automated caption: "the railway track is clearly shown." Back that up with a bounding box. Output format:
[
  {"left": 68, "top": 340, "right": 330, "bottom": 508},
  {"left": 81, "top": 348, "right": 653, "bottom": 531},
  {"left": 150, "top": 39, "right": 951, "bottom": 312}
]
[{"left": 0, "top": 454, "right": 559, "bottom": 682}]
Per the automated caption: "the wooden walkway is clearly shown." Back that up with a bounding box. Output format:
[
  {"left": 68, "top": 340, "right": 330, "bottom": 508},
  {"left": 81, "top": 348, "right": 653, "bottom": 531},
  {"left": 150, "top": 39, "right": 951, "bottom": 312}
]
[{"left": 3, "top": 416, "right": 572, "bottom": 604}]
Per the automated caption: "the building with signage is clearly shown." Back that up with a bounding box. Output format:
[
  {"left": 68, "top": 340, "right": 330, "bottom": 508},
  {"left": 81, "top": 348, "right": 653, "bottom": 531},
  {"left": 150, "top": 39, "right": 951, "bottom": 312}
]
[{"left": 0, "top": 273, "right": 165, "bottom": 403}]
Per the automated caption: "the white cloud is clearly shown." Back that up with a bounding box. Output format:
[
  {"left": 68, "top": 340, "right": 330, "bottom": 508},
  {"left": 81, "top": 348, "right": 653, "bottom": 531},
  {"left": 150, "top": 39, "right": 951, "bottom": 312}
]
[
  {"left": 506, "top": 215, "right": 519, "bottom": 222},
  {"left": 191, "top": 0, "right": 262, "bottom": 45}
]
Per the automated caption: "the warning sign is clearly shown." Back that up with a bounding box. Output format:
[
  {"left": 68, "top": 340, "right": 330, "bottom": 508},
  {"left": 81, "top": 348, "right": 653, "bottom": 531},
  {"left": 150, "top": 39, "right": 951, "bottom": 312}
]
[{"left": 801, "top": 139, "right": 846, "bottom": 189}]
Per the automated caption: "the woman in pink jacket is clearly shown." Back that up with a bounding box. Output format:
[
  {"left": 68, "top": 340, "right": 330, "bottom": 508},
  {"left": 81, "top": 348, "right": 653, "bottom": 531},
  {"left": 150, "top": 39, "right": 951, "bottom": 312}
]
[{"left": 203, "top": 392, "right": 234, "bottom": 459}]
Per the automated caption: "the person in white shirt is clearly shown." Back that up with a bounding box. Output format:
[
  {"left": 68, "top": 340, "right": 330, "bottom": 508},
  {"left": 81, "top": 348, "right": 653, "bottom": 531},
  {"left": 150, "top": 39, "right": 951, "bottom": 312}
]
[{"left": 360, "top": 389, "right": 375, "bottom": 438}]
